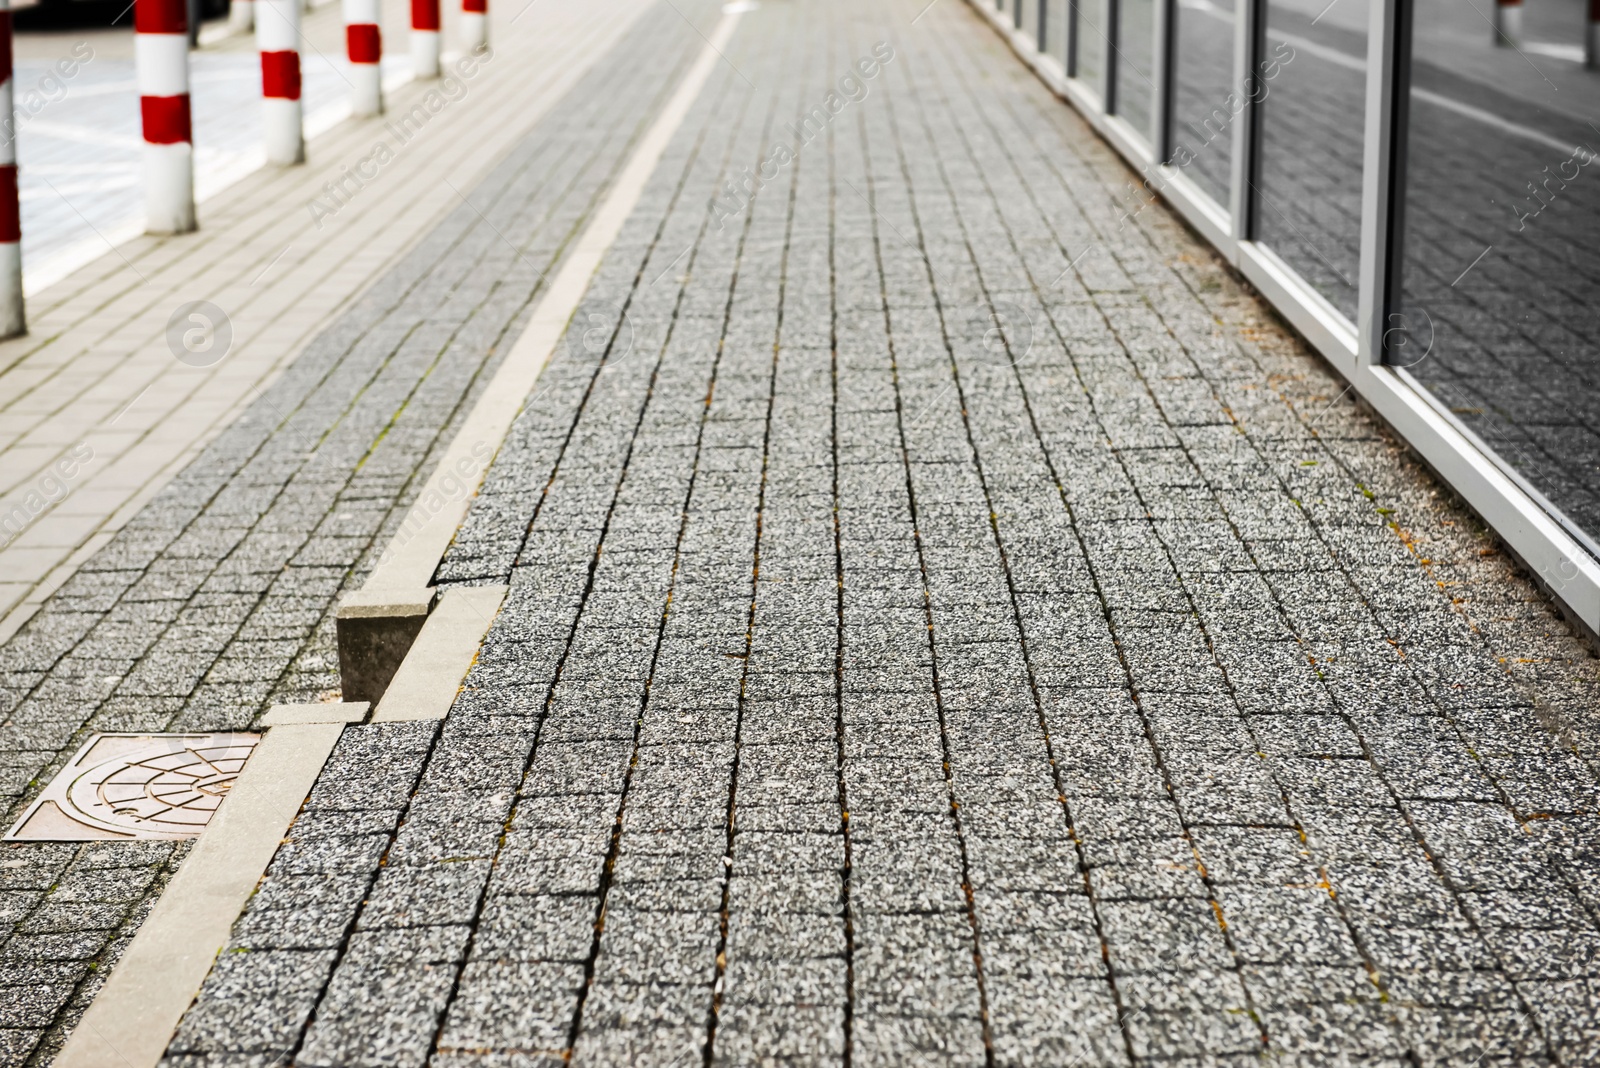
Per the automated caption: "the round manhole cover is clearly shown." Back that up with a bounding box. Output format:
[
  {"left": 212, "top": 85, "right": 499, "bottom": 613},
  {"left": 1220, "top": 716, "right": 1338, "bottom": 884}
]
[
  {"left": 6, "top": 733, "right": 261, "bottom": 841},
  {"left": 71, "top": 740, "right": 256, "bottom": 835}
]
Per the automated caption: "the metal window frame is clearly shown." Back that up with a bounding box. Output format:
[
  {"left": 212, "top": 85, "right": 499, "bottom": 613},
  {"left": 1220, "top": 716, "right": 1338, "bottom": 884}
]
[
  {"left": 1230, "top": 0, "right": 1258, "bottom": 235},
  {"left": 967, "top": 0, "right": 1600, "bottom": 635},
  {"left": 1104, "top": 0, "right": 1121, "bottom": 111},
  {"left": 1151, "top": 0, "right": 1173, "bottom": 157},
  {"left": 1068, "top": 0, "right": 1079, "bottom": 75}
]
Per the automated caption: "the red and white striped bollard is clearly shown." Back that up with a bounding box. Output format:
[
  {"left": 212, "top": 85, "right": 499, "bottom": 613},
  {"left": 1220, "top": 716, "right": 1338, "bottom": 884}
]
[
  {"left": 136, "top": 0, "right": 197, "bottom": 234},
  {"left": 461, "top": 0, "right": 485, "bottom": 54},
  {"left": 344, "top": 0, "right": 382, "bottom": 114},
  {"left": 258, "top": 0, "right": 304, "bottom": 163},
  {"left": 0, "top": 0, "right": 20, "bottom": 337},
  {"left": 412, "top": 0, "right": 440, "bottom": 78}
]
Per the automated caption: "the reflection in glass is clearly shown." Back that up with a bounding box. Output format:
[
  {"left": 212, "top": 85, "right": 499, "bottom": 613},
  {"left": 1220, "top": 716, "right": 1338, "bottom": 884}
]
[
  {"left": 1255, "top": 0, "right": 1366, "bottom": 320},
  {"left": 1395, "top": 0, "right": 1600, "bottom": 550},
  {"left": 1077, "top": 0, "right": 1106, "bottom": 94},
  {"left": 1044, "top": 0, "right": 1068, "bottom": 61},
  {"left": 1117, "top": 0, "right": 1155, "bottom": 137},
  {"left": 1168, "top": 0, "right": 1235, "bottom": 205}
]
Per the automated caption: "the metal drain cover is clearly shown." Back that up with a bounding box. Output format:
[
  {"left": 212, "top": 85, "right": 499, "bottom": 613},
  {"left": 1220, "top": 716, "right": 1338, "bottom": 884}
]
[{"left": 5, "top": 733, "right": 261, "bottom": 841}]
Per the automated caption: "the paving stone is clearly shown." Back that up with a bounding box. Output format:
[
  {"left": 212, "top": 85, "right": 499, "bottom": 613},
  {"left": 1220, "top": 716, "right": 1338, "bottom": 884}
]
[{"left": 11, "top": 0, "right": 1599, "bottom": 1062}]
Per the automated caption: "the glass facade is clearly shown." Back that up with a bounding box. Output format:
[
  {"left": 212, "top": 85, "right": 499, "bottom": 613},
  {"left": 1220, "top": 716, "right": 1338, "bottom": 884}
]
[
  {"left": 1078, "top": 0, "right": 1108, "bottom": 95},
  {"left": 1254, "top": 0, "right": 1367, "bottom": 320},
  {"left": 1169, "top": 0, "right": 1236, "bottom": 204},
  {"left": 1043, "top": 0, "right": 1069, "bottom": 60},
  {"left": 1394, "top": 0, "right": 1600, "bottom": 553},
  {"left": 982, "top": 0, "right": 1600, "bottom": 624},
  {"left": 1117, "top": 0, "right": 1157, "bottom": 135}
]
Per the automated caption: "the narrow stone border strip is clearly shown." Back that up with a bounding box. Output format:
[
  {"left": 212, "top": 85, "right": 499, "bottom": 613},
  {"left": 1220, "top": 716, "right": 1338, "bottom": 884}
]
[
  {"left": 355, "top": 5, "right": 749, "bottom": 593},
  {"left": 51, "top": 702, "right": 370, "bottom": 1068},
  {"left": 373, "top": 584, "right": 508, "bottom": 721}
]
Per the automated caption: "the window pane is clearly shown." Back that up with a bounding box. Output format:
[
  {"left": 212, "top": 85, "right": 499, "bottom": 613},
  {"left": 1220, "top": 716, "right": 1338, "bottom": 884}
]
[
  {"left": 1169, "top": 0, "right": 1235, "bottom": 206},
  {"left": 1117, "top": 0, "right": 1156, "bottom": 136},
  {"left": 1044, "top": 0, "right": 1069, "bottom": 61},
  {"left": 1077, "top": 0, "right": 1106, "bottom": 93},
  {"left": 1254, "top": 0, "right": 1367, "bottom": 320},
  {"left": 1396, "top": 0, "right": 1600, "bottom": 549}
]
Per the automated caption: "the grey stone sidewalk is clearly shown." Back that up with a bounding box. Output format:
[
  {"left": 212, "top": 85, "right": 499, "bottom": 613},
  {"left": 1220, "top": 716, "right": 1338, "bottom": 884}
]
[
  {"left": 0, "top": 5, "right": 705, "bottom": 1062},
  {"left": 167, "top": 0, "right": 1600, "bottom": 1063},
  {"left": 12, "top": 0, "right": 1600, "bottom": 1063}
]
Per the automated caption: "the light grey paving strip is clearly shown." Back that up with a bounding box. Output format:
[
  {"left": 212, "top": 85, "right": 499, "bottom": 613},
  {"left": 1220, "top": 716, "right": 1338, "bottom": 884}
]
[
  {"left": 703, "top": 27, "right": 812, "bottom": 1057},
  {"left": 373, "top": 586, "right": 508, "bottom": 723},
  {"left": 822, "top": 100, "right": 862, "bottom": 1068},
  {"left": 891, "top": 32, "right": 1152, "bottom": 1067},
  {"left": 855, "top": 70, "right": 1000, "bottom": 1067},
  {"left": 53, "top": 702, "right": 369, "bottom": 1068},
  {"left": 559, "top": 26, "right": 797, "bottom": 1060}
]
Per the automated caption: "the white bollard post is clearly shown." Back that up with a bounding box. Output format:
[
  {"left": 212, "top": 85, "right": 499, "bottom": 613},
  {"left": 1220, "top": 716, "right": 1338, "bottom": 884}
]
[
  {"left": 1494, "top": 0, "right": 1521, "bottom": 46},
  {"left": 228, "top": 0, "right": 254, "bottom": 32},
  {"left": 344, "top": 0, "right": 382, "bottom": 115},
  {"left": 136, "top": 0, "right": 197, "bottom": 235},
  {"left": 0, "top": 0, "right": 22, "bottom": 337},
  {"left": 258, "top": 0, "right": 304, "bottom": 163},
  {"left": 411, "top": 0, "right": 439, "bottom": 78},
  {"left": 460, "top": 0, "right": 485, "bottom": 54}
]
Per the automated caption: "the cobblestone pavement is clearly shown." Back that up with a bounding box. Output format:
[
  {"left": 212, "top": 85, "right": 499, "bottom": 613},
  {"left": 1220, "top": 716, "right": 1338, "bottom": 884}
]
[
  {"left": 9, "top": 0, "right": 1600, "bottom": 1062},
  {"left": 0, "top": 5, "right": 701, "bottom": 1061},
  {"left": 156, "top": 0, "right": 1600, "bottom": 1063}
]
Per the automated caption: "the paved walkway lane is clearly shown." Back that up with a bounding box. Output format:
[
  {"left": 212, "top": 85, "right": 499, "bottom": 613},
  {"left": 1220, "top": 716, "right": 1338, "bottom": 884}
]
[
  {"left": 0, "top": 3, "right": 705, "bottom": 1061},
  {"left": 0, "top": 0, "right": 659, "bottom": 639},
  {"left": 7, "top": 0, "right": 1600, "bottom": 1064},
  {"left": 156, "top": 0, "right": 1600, "bottom": 1066}
]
